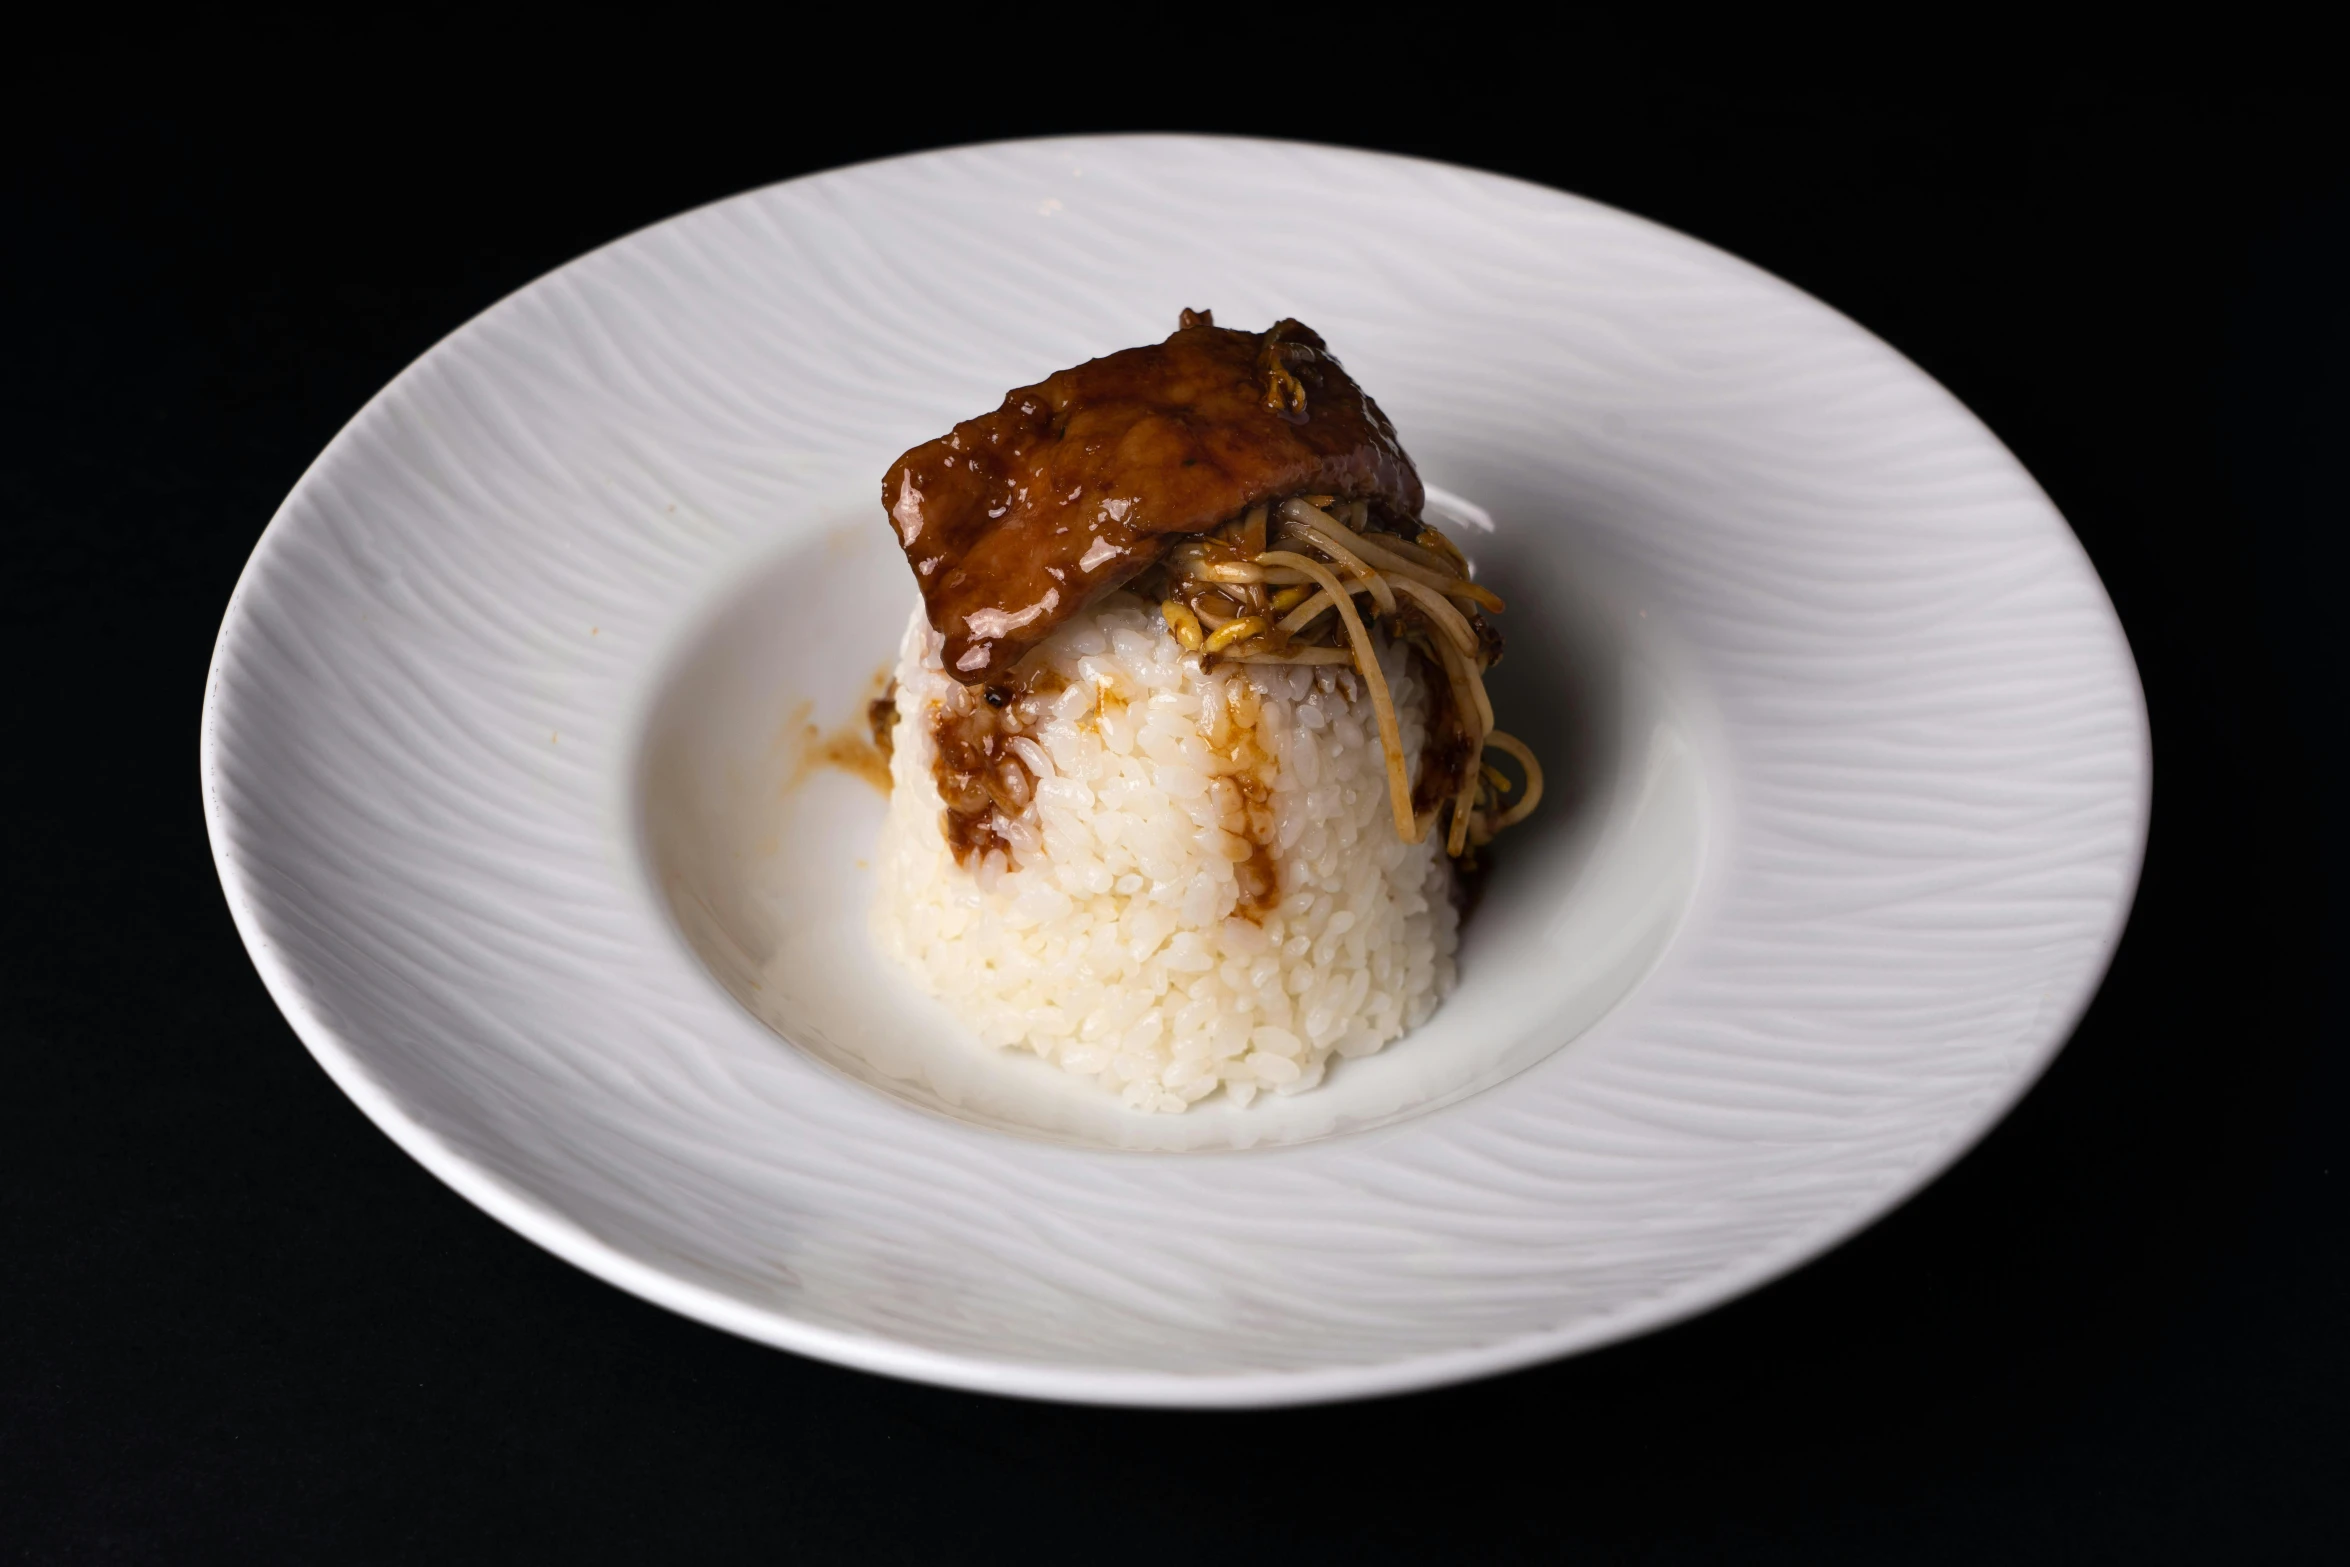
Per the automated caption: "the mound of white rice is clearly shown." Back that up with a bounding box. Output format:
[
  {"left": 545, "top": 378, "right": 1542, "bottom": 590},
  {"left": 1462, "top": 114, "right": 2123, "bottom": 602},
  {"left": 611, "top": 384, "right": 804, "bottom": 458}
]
[{"left": 870, "top": 595, "right": 1458, "bottom": 1113}]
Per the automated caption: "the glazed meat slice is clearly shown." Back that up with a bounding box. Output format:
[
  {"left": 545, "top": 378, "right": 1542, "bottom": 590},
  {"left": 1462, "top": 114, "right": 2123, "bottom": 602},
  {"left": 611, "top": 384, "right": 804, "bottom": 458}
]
[{"left": 881, "top": 312, "right": 1425, "bottom": 684}]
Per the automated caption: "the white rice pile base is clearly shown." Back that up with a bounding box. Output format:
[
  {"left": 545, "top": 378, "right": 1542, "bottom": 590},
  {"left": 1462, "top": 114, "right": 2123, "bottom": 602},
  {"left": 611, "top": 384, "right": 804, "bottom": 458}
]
[{"left": 871, "top": 596, "right": 1458, "bottom": 1113}]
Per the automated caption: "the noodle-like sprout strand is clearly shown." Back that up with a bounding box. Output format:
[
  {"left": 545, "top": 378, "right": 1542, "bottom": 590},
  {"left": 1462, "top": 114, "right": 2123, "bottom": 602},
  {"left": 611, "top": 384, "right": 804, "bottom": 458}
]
[
  {"left": 1277, "top": 580, "right": 1376, "bottom": 636},
  {"left": 1289, "top": 507, "right": 1503, "bottom": 615},
  {"left": 1202, "top": 615, "right": 1269, "bottom": 653},
  {"left": 1258, "top": 550, "right": 1419, "bottom": 841},
  {"left": 1482, "top": 730, "right": 1545, "bottom": 829},
  {"left": 1460, "top": 645, "right": 1497, "bottom": 736},
  {"left": 1235, "top": 647, "right": 1355, "bottom": 666},
  {"left": 1292, "top": 522, "right": 1397, "bottom": 616},
  {"left": 1287, "top": 505, "right": 1457, "bottom": 587},
  {"left": 1432, "top": 635, "right": 1486, "bottom": 856},
  {"left": 1390, "top": 576, "right": 1480, "bottom": 657},
  {"left": 1324, "top": 529, "right": 1455, "bottom": 587},
  {"left": 1160, "top": 600, "right": 1205, "bottom": 651},
  {"left": 1416, "top": 527, "right": 1471, "bottom": 573}
]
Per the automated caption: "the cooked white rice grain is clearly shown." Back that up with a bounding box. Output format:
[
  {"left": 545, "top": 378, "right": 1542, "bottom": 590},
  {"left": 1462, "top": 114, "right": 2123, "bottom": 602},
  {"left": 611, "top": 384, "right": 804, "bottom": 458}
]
[{"left": 870, "top": 595, "right": 1457, "bottom": 1113}]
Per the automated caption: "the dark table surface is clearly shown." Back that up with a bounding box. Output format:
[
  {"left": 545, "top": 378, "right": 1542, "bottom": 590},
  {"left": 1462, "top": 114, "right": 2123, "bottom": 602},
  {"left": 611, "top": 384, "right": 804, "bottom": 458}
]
[{"left": 6, "top": 48, "right": 2344, "bottom": 1563}]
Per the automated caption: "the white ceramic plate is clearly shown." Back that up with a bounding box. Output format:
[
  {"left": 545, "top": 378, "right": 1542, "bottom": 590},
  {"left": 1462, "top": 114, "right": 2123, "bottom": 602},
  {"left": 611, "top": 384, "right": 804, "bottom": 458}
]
[{"left": 202, "top": 136, "right": 2149, "bottom": 1406}]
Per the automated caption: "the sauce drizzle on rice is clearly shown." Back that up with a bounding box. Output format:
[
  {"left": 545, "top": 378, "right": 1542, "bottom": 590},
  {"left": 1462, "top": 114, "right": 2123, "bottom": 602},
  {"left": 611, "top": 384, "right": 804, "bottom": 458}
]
[{"left": 927, "top": 666, "right": 1064, "bottom": 868}]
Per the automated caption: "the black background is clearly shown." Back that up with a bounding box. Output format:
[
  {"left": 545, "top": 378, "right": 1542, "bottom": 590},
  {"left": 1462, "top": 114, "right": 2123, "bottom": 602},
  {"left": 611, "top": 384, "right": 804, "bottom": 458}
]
[{"left": 5, "top": 43, "right": 2345, "bottom": 1563}]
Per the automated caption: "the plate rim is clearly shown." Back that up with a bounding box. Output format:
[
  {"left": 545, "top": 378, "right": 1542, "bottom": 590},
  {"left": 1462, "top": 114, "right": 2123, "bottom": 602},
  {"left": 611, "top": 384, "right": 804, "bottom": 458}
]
[{"left": 199, "top": 131, "right": 2152, "bottom": 1406}]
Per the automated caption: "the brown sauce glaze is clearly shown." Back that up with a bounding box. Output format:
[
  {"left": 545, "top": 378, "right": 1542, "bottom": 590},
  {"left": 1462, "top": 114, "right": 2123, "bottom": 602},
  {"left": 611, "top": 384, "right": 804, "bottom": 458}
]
[
  {"left": 812, "top": 725, "right": 894, "bottom": 794},
  {"left": 867, "top": 683, "right": 897, "bottom": 762},
  {"left": 781, "top": 693, "right": 898, "bottom": 798},
  {"left": 882, "top": 313, "right": 1425, "bottom": 685},
  {"left": 927, "top": 664, "right": 1068, "bottom": 867},
  {"left": 1228, "top": 773, "right": 1281, "bottom": 921}
]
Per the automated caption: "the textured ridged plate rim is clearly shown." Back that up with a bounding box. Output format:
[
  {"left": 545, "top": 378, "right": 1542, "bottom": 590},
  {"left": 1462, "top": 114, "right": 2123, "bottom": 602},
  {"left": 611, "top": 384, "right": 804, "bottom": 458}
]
[{"left": 200, "top": 134, "right": 2150, "bottom": 1407}]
